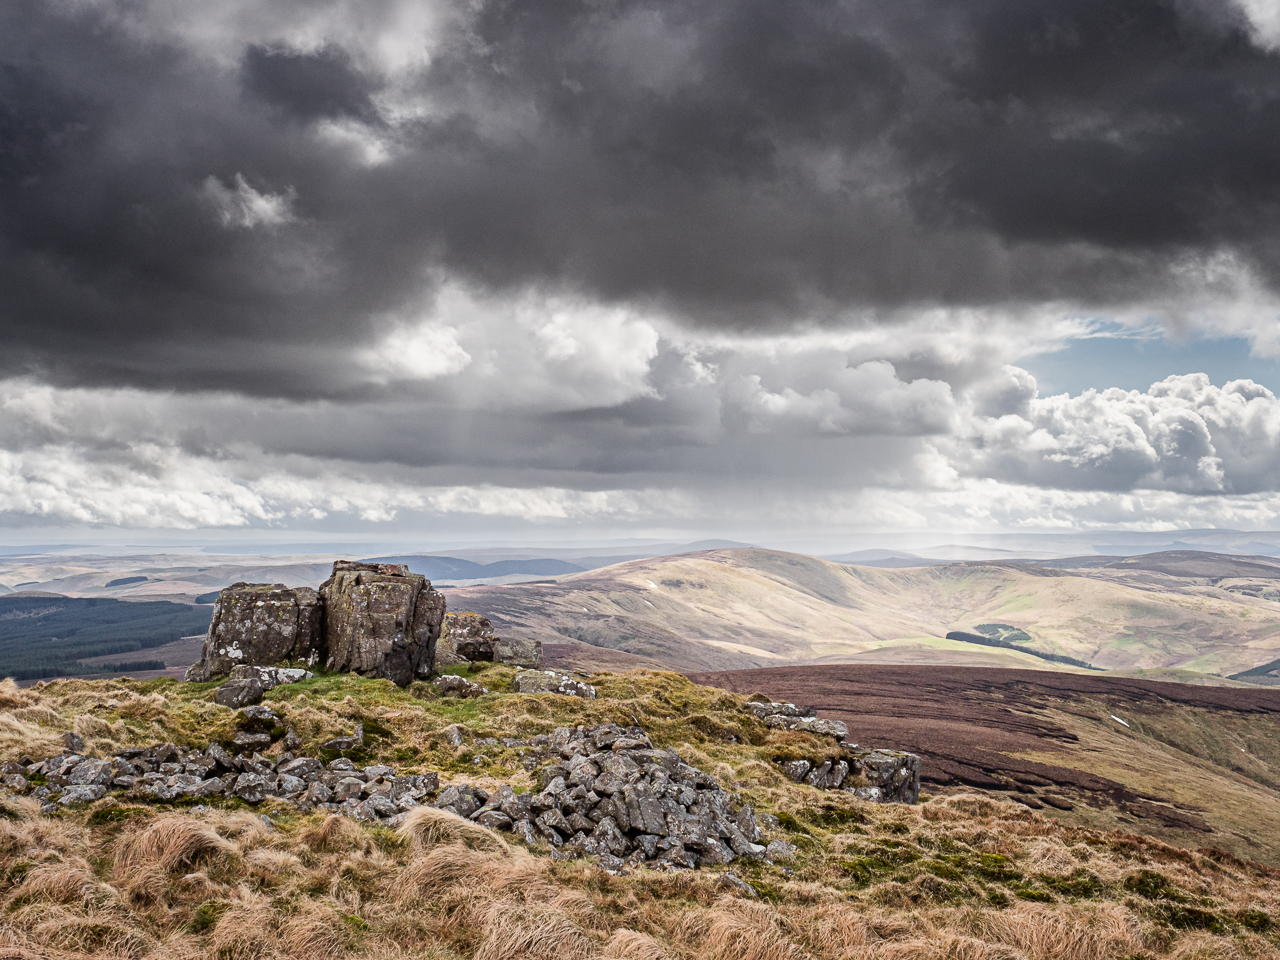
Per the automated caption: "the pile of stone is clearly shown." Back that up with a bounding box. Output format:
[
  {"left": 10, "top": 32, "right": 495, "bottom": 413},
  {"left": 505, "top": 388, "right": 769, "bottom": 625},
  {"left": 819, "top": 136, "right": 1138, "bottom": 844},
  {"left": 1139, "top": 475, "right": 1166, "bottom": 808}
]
[
  {"left": 2, "top": 721, "right": 439, "bottom": 821},
  {"left": 435, "top": 722, "right": 786, "bottom": 871},
  {"left": 779, "top": 751, "right": 922, "bottom": 804},
  {"left": 746, "top": 699, "right": 922, "bottom": 804}
]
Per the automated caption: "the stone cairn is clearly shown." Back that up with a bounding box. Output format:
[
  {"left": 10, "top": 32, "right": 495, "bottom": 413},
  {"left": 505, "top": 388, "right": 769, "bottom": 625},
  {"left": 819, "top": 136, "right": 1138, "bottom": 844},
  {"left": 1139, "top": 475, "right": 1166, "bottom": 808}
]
[{"left": 186, "top": 562, "right": 545, "bottom": 702}]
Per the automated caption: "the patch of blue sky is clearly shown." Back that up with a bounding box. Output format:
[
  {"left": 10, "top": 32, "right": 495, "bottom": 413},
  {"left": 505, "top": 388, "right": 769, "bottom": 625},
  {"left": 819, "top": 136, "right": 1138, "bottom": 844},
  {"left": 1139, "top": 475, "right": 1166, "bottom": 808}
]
[{"left": 1021, "top": 322, "right": 1280, "bottom": 397}]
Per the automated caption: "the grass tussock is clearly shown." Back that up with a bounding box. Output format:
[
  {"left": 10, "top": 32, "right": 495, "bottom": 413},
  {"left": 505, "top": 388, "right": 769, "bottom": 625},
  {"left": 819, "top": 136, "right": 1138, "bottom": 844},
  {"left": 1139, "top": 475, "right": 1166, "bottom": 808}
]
[
  {"left": 0, "top": 670, "right": 1271, "bottom": 960},
  {"left": 398, "top": 805, "right": 510, "bottom": 855}
]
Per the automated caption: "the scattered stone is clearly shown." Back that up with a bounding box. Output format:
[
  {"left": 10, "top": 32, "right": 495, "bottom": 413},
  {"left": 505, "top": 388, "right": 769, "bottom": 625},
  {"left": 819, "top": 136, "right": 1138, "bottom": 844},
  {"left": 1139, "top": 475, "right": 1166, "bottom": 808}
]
[
  {"left": 718, "top": 872, "right": 758, "bottom": 897},
  {"left": 845, "top": 749, "right": 922, "bottom": 804},
  {"left": 441, "top": 724, "right": 466, "bottom": 747},
  {"left": 186, "top": 582, "right": 324, "bottom": 682},
  {"left": 780, "top": 760, "right": 811, "bottom": 782},
  {"left": 1, "top": 774, "right": 28, "bottom": 794},
  {"left": 63, "top": 731, "right": 85, "bottom": 754},
  {"left": 434, "top": 675, "right": 488, "bottom": 698},
  {"left": 215, "top": 678, "right": 265, "bottom": 709},
  {"left": 743, "top": 701, "right": 816, "bottom": 720},
  {"left": 321, "top": 561, "right": 445, "bottom": 687},
  {"left": 231, "top": 731, "right": 274, "bottom": 751},
  {"left": 764, "top": 715, "right": 849, "bottom": 738},
  {"left": 765, "top": 839, "right": 797, "bottom": 862},
  {"left": 512, "top": 671, "right": 596, "bottom": 699},
  {"left": 230, "top": 665, "right": 313, "bottom": 691},
  {"left": 806, "top": 760, "right": 848, "bottom": 790},
  {"left": 321, "top": 724, "right": 365, "bottom": 752},
  {"left": 58, "top": 784, "right": 106, "bottom": 804}
]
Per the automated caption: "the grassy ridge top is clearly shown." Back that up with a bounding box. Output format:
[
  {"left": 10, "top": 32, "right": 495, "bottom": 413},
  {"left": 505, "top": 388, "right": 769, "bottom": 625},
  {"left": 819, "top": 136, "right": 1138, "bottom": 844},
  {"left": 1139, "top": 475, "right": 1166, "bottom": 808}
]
[
  {"left": 452, "top": 548, "right": 1280, "bottom": 676},
  {"left": 0, "top": 667, "right": 1276, "bottom": 959}
]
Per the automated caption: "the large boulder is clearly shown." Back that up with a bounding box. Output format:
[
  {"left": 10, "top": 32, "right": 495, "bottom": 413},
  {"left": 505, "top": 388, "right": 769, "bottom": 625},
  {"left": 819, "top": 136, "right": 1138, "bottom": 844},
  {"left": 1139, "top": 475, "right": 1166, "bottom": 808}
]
[
  {"left": 437, "top": 612, "right": 544, "bottom": 669},
  {"left": 184, "top": 583, "right": 323, "bottom": 682},
  {"left": 320, "top": 562, "right": 445, "bottom": 687}
]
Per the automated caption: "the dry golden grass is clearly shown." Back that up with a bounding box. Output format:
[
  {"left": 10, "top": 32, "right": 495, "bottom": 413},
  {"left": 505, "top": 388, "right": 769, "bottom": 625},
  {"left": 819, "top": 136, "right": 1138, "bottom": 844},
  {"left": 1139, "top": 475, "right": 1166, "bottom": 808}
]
[
  {"left": 398, "top": 805, "right": 510, "bottom": 855},
  {"left": 0, "top": 670, "right": 1273, "bottom": 960}
]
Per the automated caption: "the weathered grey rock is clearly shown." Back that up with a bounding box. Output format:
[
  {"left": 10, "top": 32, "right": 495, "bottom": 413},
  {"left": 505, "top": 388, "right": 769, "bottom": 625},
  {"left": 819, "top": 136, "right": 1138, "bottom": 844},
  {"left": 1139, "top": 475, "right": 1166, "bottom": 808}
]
[
  {"left": 744, "top": 701, "right": 816, "bottom": 720},
  {"left": 765, "top": 715, "right": 849, "bottom": 738},
  {"left": 67, "top": 759, "right": 113, "bottom": 786},
  {"left": 434, "top": 675, "right": 488, "bottom": 698},
  {"left": 231, "top": 731, "right": 274, "bottom": 751},
  {"left": 718, "top": 872, "right": 758, "bottom": 897},
  {"left": 234, "top": 773, "right": 270, "bottom": 804},
  {"left": 492, "top": 636, "right": 544, "bottom": 669},
  {"left": 186, "top": 583, "right": 323, "bottom": 682},
  {"left": 2, "top": 774, "right": 28, "bottom": 794},
  {"left": 780, "top": 760, "right": 810, "bottom": 782},
  {"left": 229, "top": 665, "right": 313, "bottom": 690},
  {"left": 278, "top": 757, "right": 322, "bottom": 780},
  {"left": 512, "top": 670, "right": 596, "bottom": 699},
  {"left": 321, "top": 724, "right": 364, "bottom": 752},
  {"left": 845, "top": 749, "right": 922, "bottom": 804},
  {"left": 58, "top": 784, "right": 106, "bottom": 804},
  {"left": 476, "top": 810, "right": 513, "bottom": 831},
  {"left": 215, "top": 678, "right": 265, "bottom": 708},
  {"left": 441, "top": 724, "right": 466, "bottom": 747},
  {"left": 806, "top": 760, "right": 848, "bottom": 790},
  {"left": 320, "top": 562, "right": 445, "bottom": 686},
  {"left": 437, "top": 612, "right": 494, "bottom": 664},
  {"left": 63, "top": 731, "right": 86, "bottom": 754},
  {"left": 333, "top": 777, "right": 364, "bottom": 803},
  {"left": 278, "top": 774, "right": 306, "bottom": 796},
  {"left": 765, "top": 839, "right": 796, "bottom": 862}
]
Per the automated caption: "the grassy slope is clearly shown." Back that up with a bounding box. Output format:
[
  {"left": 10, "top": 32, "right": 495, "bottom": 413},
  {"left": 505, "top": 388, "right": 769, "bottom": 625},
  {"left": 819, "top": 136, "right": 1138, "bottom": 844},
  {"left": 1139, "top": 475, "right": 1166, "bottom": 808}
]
[
  {"left": 453, "top": 548, "right": 1280, "bottom": 675},
  {"left": 0, "top": 669, "right": 1277, "bottom": 960}
]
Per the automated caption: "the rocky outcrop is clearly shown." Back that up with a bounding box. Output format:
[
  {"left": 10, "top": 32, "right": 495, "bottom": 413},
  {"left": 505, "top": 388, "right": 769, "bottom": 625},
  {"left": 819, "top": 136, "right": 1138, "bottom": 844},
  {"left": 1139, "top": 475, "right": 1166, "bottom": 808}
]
[
  {"left": 184, "top": 583, "right": 323, "bottom": 682},
  {"left": 320, "top": 561, "right": 446, "bottom": 687},
  {"left": 438, "top": 612, "right": 545, "bottom": 669}
]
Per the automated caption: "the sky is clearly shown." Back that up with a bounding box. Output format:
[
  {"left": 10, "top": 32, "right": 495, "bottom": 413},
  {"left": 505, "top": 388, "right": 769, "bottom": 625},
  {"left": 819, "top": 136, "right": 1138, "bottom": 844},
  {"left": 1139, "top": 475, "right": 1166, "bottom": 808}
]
[{"left": 5, "top": 0, "right": 1280, "bottom": 549}]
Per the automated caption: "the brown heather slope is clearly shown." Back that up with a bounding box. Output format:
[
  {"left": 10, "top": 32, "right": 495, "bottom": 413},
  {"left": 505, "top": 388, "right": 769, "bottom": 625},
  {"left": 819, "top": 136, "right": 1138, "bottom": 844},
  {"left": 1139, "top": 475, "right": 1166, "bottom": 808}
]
[
  {"left": 694, "top": 664, "right": 1280, "bottom": 864},
  {"left": 451, "top": 547, "right": 1280, "bottom": 676}
]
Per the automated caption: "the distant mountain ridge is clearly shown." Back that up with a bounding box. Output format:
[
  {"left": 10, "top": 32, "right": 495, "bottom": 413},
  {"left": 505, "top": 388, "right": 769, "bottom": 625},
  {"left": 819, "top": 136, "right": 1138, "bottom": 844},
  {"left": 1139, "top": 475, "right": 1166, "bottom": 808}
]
[
  {"left": 448, "top": 547, "right": 1280, "bottom": 678},
  {"left": 363, "top": 555, "right": 586, "bottom": 580}
]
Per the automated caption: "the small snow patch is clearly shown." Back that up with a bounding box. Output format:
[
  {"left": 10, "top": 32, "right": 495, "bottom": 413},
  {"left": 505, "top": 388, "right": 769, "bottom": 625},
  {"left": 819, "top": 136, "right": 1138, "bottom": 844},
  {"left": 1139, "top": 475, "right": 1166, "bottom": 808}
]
[
  {"left": 646, "top": 579, "right": 658, "bottom": 588},
  {"left": 645, "top": 600, "right": 654, "bottom": 606},
  {"left": 1110, "top": 715, "right": 1129, "bottom": 727}
]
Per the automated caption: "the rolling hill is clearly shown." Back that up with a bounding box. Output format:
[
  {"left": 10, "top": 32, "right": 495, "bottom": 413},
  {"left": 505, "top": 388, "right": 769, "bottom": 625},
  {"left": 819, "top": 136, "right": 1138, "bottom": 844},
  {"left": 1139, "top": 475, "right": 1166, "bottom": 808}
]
[{"left": 450, "top": 548, "right": 1280, "bottom": 677}]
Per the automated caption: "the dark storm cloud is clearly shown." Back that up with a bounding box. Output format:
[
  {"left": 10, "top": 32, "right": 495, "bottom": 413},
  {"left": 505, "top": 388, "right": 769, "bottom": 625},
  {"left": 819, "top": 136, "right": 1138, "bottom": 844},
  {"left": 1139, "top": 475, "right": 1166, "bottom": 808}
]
[
  {"left": 2, "top": 0, "right": 1280, "bottom": 396},
  {"left": 242, "top": 45, "right": 383, "bottom": 125}
]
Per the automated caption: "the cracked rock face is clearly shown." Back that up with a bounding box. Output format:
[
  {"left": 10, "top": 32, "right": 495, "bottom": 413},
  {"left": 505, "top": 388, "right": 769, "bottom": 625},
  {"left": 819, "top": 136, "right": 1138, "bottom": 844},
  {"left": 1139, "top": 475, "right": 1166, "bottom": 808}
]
[
  {"left": 185, "top": 583, "right": 323, "bottom": 682},
  {"left": 321, "top": 562, "right": 446, "bottom": 687}
]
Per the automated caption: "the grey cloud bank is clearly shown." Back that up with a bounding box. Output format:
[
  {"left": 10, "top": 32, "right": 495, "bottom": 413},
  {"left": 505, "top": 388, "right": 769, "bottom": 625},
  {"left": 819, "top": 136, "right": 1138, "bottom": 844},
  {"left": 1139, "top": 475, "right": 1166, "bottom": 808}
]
[{"left": 2, "top": 0, "right": 1280, "bottom": 538}]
